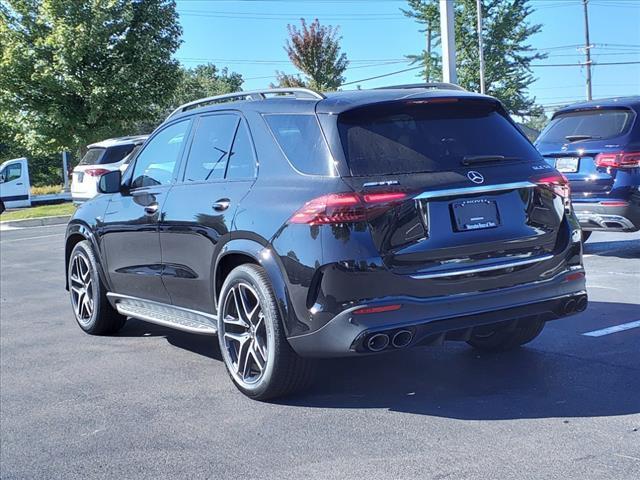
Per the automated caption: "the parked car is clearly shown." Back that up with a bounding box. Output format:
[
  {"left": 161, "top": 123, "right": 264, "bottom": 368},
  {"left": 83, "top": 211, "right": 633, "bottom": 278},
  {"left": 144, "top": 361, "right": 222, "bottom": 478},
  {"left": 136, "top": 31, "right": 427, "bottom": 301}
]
[
  {"left": 65, "top": 85, "right": 587, "bottom": 400},
  {"left": 71, "top": 135, "right": 147, "bottom": 204},
  {"left": 0, "top": 157, "right": 31, "bottom": 213},
  {"left": 535, "top": 96, "right": 640, "bottom": 241}
]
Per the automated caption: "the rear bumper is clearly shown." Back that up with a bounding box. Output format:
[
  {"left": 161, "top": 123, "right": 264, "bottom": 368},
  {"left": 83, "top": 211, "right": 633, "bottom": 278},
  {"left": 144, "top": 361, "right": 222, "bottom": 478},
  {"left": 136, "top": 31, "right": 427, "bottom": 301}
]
[
  {"left": 288, "top": 268, "right": 587, "bottom": 357},
  {"left": 574, "top": 201, "right": 640, "bottom": 232}
]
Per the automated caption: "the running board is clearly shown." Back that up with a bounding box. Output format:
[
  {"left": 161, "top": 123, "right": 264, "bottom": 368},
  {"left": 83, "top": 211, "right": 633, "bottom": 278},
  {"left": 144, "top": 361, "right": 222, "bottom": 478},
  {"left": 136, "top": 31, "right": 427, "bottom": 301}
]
[{"left": 107, "top": 293, "right": 217, "bottom": 335}]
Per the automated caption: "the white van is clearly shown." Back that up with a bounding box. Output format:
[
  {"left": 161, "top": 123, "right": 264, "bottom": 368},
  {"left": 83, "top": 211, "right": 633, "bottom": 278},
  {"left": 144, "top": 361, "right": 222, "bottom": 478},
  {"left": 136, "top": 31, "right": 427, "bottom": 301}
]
[{"left": 0, "top": 158, "right": 31, "bottom": 212}]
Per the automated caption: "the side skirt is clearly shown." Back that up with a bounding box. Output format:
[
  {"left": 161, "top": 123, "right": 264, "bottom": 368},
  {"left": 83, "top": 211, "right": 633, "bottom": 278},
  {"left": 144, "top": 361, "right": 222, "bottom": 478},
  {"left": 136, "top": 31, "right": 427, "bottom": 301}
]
[{"left": 106, "top": 293, "right": 218, "bottom": 335}]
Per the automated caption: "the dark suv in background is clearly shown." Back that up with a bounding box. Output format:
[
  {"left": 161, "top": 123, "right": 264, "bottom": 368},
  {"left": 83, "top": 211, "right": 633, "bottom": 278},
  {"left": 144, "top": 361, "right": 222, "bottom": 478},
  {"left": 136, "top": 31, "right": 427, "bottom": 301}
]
[
  {"left": 535, "top": 97, "right": 640, "bottom": 241},
  {"left": 65, "top": 85, "right": 587, "bottom": 400}
]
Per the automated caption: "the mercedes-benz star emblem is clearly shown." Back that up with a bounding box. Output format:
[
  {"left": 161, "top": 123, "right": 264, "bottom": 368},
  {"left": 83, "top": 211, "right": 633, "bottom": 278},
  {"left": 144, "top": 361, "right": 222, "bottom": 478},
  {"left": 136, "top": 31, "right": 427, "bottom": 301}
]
[{"left": 467, "top": 171, "right": 485, "bottom": 184}]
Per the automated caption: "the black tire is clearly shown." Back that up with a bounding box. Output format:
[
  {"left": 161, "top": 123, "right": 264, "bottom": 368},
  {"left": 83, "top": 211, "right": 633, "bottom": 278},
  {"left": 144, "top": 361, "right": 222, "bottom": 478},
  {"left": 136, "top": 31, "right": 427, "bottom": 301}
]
[
  {"left": 217, "top": 264, "right": 314, "bottom": 400},
  {"left": 581, "top": 231, "right": 592, "bottom": 243},
  {"left": 68, "top": 240, "right": 126, "bottom": 335},
  {"left": 466, "top": 319, "right": 545, "bottom": 351}
]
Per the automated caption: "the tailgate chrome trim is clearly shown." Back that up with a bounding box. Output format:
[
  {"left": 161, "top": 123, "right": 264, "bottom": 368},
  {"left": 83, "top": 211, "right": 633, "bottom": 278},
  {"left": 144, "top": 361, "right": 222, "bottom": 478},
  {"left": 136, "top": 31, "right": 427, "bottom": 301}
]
[
  {"left": 414, "top": 181, "right": 536, "bottom": 200},
  {"left": 410, "top": 254, "right": 555, "bottom": 280}
]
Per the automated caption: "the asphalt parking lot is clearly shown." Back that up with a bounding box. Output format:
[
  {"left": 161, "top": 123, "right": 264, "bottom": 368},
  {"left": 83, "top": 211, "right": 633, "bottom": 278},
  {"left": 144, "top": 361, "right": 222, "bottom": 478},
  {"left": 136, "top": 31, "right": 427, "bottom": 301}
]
[{"left": 1, "top": 223, "right": 639, "bottom": 479}]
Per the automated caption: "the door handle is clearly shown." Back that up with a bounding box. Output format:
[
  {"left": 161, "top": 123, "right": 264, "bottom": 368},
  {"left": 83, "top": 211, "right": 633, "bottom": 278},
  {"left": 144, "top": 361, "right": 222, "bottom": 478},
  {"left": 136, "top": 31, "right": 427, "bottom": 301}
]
[
  {"left": 16, "top": 182, "right": 23, "bottom": 186},
  {"left": 212, "top": 199, "right": 230, "bottom": 211},
  {"left": 144, "top": 203, "right": 159, "bottom": 215}
]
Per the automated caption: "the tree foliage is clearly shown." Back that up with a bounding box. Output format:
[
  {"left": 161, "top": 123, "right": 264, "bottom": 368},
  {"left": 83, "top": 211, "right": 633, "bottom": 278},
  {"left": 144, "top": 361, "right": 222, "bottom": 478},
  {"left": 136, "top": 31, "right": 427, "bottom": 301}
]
[
  {"left": 403, "top": 0, "right": 546, "bottom": 116},
  {"left": 135, "top": 63, "right": 244, "bottom": 133},
  {"left": 278, "top": 18, "right": 349, "bottom": 91},
  {"left": 0, "top": 0, "right": 182, "bottom": 159}
]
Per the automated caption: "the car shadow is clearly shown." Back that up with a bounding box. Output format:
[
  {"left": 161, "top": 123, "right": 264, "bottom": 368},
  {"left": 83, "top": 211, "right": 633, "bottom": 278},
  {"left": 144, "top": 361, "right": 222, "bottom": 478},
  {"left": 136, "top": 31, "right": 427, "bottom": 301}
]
[
  {"left": 584, "top": 238, "right": 640, "bottom": 259},
  {"left": 116, "top": 302, "right": 639, "bottom": 420},
  {"left": 117, "top": 318, "right": 222, "bottom": 361}
]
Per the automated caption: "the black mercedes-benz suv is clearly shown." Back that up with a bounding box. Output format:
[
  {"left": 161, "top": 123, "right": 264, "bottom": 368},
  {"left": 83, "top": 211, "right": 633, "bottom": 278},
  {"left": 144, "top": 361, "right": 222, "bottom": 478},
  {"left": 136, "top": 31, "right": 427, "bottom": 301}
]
[{"left": 65, "top": 85, "right": 587, "bottom": 399}]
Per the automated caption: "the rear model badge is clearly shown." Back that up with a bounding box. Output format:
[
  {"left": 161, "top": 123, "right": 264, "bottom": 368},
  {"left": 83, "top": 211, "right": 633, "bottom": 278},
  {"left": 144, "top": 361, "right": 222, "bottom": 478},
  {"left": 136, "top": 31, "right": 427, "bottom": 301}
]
[{"left": 467, "top": 171, "right": 485, "bottom": 184}]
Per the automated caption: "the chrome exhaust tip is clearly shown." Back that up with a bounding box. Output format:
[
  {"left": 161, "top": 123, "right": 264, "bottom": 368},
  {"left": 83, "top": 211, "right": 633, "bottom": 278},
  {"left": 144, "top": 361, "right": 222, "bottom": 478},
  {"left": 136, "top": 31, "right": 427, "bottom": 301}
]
[
  {"left": 366, "top": 333, "right": 390, "bottom": 352},
  {"left": 563, "top": 299, "right": 576, "bottom": 315},
  {"left": 391, "top": 330, "right": 413, "bottom": 348},
  {"left": 575, "top": 296, "right": 588, "bottom": 312}
]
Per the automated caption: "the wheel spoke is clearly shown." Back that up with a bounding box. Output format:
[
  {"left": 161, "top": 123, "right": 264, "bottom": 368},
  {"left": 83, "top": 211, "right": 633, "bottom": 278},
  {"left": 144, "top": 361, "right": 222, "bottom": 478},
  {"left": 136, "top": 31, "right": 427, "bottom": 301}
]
[
  {"left": 251, "top": 342, "right": 265, "bottom": 372},
  {"left": 238, "top": 285, "right": 259, "bottom": 325},
  {"left": 229, "top": 289, "right": 250, "bottom": 328}
]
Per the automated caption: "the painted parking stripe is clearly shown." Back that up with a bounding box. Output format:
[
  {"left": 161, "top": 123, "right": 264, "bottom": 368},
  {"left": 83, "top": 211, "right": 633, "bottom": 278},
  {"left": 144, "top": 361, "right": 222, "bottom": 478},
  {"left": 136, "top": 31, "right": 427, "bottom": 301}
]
[{"left": 582, "top": 320, "right": 640, "bottom": 337}]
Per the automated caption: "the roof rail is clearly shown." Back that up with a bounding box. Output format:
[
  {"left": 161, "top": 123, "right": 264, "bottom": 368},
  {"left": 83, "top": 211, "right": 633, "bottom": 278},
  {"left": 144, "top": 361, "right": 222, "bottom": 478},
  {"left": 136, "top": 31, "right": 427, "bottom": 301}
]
[
  {"left": 166, "top": 87, "right": 325, "bottom": 120},
  {"left": 375, "top": 82, "right": 466, "bottom": 92}
]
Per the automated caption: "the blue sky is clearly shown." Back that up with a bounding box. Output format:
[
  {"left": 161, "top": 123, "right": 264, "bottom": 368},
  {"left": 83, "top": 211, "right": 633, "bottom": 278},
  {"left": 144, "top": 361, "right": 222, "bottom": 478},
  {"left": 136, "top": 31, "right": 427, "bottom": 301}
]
[{"left": 174, "top": 0, "right": 640, "bottom": 113}]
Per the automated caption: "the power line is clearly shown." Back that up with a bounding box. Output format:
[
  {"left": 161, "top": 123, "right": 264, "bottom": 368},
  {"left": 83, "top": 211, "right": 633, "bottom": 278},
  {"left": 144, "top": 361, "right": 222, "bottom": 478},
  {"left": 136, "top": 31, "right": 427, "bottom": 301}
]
[
  {"left": 531, "top": 60, "right": 640, "bottom": 67},
  {"left": 341, "top": 66, "right": 424, "bottom": 86}
]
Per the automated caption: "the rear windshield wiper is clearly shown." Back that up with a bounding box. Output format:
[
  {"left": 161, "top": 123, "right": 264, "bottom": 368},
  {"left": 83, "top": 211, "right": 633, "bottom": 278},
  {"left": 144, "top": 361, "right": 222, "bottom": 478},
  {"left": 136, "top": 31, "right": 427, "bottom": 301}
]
[
  {"left": 565, "top": 134, "right": 600, "bottom": 142},
  {"left": 461, "top": 155, "right": 520, "bottom": 166}
]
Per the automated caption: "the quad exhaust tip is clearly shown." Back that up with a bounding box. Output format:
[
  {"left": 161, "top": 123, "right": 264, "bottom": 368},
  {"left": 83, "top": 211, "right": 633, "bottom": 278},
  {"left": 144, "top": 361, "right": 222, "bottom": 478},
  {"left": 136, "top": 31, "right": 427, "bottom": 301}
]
[
  {"left": 391, "top": 330, "right": 413, "bottom": 348},
  {"left": 575, "top": 296, "right": 588, "bottom": 312},
  {"left": 563, "top": 299, "right": 576, "bottom": 315},
  {"left": 366, "top": 333, "right": 390, "bottom": 352}
]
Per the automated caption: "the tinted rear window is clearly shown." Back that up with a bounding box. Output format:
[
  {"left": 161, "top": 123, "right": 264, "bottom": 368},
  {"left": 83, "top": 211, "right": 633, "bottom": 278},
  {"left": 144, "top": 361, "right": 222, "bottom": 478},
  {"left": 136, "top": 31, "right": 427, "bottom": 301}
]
[
  {"left": 79, "top": 144, "right": 136, "bottom": 165},
  {"left": 538, "top": 109, "right": 634, "bottom": 143},
  {"left": 264, "top": 114, "right": 334, "bottom": 175},
  {"left": 78, "top": 148, "right": 104, "bottom": 166},
  {"left": 337, "top": 101, "right": 540, "bottom": 176}
]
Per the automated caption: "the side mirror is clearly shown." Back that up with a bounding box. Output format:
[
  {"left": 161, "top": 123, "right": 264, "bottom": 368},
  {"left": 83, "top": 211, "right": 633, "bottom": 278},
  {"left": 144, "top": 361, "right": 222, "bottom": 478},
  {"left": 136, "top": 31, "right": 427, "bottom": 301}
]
[{"left": 98, "top": 170, "right": 122, "bottom": 194}]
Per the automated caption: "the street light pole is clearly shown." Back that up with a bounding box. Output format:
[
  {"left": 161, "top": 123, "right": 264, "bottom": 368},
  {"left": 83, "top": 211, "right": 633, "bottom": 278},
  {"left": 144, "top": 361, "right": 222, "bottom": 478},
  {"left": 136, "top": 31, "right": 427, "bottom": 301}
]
[
  {"left": 477, "top": 0, "right": 486, "bottom": 94},
  {"left": 582, "top": 0, "right": 593, "bottom": 100},
  {"left": 440, "top": 0, "right": 457, "bottom": 84}
]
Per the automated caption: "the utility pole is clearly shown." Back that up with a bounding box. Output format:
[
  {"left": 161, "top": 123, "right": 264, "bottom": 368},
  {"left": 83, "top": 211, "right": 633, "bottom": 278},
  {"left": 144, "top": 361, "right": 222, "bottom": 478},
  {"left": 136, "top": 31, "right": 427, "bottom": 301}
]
[
  {"left": 582, "top": 0, "right": 593, "bottom": 100},
  {"left": 476, "top": 0, "right": 486, "bottom": 94},
  {"left": 440, "top": 0, "right": 457, "bottom": 84},
  {"left": 425, "top": 27, "right": 432, "bottom": 82},
  {"left": 62, "top": 151, "right": 69, "bottom": 191}
]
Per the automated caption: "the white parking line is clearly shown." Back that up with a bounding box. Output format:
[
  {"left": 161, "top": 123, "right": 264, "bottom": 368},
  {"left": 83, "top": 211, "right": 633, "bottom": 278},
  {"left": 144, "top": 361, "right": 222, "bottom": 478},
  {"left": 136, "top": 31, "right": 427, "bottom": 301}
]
[
  {"left": 0, "top": 233, "right": 64, "bottom": 243},
  {"left": 582, "top": 320, "right": 640, "bottom": 337}
]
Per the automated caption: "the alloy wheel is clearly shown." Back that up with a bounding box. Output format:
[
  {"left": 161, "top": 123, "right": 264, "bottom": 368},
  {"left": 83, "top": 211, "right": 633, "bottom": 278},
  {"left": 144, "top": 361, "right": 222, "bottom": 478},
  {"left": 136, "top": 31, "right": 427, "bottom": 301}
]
[
  {"left": 220, "top": 282, "right": 269, "bottom": 386},
  {"left": 69, "top": 253, "right": 94, "bottom": 325}
]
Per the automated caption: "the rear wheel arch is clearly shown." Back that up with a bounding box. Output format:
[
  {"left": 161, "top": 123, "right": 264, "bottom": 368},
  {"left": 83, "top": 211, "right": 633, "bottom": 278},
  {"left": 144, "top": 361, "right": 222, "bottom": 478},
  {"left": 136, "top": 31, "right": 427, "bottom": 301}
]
[{"left": 213, "top": 239, "right": 295, "bottom": 336}]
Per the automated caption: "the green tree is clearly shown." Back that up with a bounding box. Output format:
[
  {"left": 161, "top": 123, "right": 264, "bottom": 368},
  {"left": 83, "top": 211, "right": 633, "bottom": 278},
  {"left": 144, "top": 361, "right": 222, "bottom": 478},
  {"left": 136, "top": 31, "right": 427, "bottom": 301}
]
[
  {"left": 403, "top": 0, "right": 546, "bottom": 116},
  {"left": 277, "top": 18, "right": 349, "bottom": 91},
  {"left": 0, "top": 0, "right": 182, "bottom": 160},
  {"left": 135, "top": 63, "right": 244, "bottom": 132}
]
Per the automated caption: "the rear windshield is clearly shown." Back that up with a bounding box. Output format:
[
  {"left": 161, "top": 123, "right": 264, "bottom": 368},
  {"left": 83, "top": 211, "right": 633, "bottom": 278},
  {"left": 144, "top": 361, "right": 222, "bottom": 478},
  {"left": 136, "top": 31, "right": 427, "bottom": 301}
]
[
  {"left": 79, "top": 144, "right": 136, "bottom": 166},
  {"left": 337, "top": 101, "right": 540, "bottom": 176},
  {"left": 538, "top": 108, "right": 634, "bottom": 143}
]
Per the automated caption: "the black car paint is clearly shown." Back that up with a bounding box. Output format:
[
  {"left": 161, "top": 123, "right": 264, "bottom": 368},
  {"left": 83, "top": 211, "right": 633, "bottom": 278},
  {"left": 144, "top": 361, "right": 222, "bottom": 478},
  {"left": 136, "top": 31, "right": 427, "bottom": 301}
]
[{"left": 66, "top": 89, "right": 587, "bottom": 356}]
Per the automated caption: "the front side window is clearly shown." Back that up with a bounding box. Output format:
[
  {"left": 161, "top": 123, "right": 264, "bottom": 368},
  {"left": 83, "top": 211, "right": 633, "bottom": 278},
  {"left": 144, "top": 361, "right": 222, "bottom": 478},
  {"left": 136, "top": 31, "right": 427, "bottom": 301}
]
[
  {"left": 131, "top": 120, "right": 189, "bottom": 189},
  {"left": 183, "top": 114, "right": 239, "bottom": 182},
  {"left": 1, "top": 163, "right": 22, "bottom": 182}
]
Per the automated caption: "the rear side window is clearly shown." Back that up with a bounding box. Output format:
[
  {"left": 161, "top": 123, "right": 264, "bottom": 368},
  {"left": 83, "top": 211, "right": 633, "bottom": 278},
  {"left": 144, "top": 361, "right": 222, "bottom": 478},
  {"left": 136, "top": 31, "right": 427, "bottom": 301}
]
[
  {"left": 264, "top": 114, "right": 333, "bottom": 175},
  {"left": 183, "top": 114, "right": 239, "bottom": 182},
  {"left": 78, "top": 148, "right": 104, "bottom": 166},
  {"left": 537, "top": 109, "right": 634, "bottom": 143},
  {"left": 227, "top": 122, "right": 257, "bottom": 180},
  {"left": 337, "top": 101, "right": 540, "bottom": 176}
]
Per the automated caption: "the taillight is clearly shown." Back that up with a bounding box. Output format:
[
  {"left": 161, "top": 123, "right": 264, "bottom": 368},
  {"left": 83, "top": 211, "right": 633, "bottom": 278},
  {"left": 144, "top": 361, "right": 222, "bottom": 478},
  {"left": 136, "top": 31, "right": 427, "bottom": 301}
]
[
  {"left": 84, "top": 168, "right": 110, "bottom": 177},
  {"left": 595, "top": 151, "right": 640, "bottom": 168},
  {"left": 532, "top": 172, "right": 571, "bottom": 212},
  {"left": 289, "top": 191, "right": 409, "bottom": 225}
]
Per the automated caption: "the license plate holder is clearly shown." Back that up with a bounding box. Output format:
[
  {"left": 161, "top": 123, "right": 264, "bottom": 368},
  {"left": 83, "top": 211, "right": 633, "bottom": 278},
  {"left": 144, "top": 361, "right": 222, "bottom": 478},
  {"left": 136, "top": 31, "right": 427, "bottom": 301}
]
[
  {"left": 555, "top": 157, "right": 579, "bottom": 173},
  {"left": 452, "top": 199, "right": 500, "bottom": 232}
]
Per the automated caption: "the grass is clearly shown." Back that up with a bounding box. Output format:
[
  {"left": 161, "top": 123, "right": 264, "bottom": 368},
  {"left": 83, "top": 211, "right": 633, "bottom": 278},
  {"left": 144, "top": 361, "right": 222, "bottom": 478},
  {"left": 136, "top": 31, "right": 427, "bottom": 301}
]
[
  {"left": 31, "top": 184, "right": 63, "bottom": 196},
  {"left": 0, "top": 202, "right": 76, "bottom": 222}
]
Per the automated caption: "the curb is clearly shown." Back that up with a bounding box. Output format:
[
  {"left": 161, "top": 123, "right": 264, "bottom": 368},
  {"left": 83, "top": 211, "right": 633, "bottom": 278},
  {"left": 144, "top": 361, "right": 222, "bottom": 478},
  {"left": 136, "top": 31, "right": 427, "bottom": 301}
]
[{"left": 0, "top": 215, "right": 71, "bottom": 228}]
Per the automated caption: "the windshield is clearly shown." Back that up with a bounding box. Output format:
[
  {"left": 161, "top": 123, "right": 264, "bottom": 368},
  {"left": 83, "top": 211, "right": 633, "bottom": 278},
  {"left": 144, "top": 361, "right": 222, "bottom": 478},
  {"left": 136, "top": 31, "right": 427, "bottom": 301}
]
[
  {"left": 337, "top": 100, "right": 540, "bottom": 176},
  {"left": 537, "top": 108, "right": 634, "bottom": 144}
]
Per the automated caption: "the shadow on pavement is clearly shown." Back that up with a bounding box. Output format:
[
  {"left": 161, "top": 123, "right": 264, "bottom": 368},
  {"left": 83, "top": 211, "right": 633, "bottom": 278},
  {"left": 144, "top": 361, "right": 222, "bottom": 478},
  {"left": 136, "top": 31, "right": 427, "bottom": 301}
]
[
  {"left": 584, "top": 238, "right": 640, "bottom": 259},
  {"left": 116, "top": 302, "right": 639, "bottom": 420},
  {"left": 117, "top": 318, "right": 222, "bottom": 360}
]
